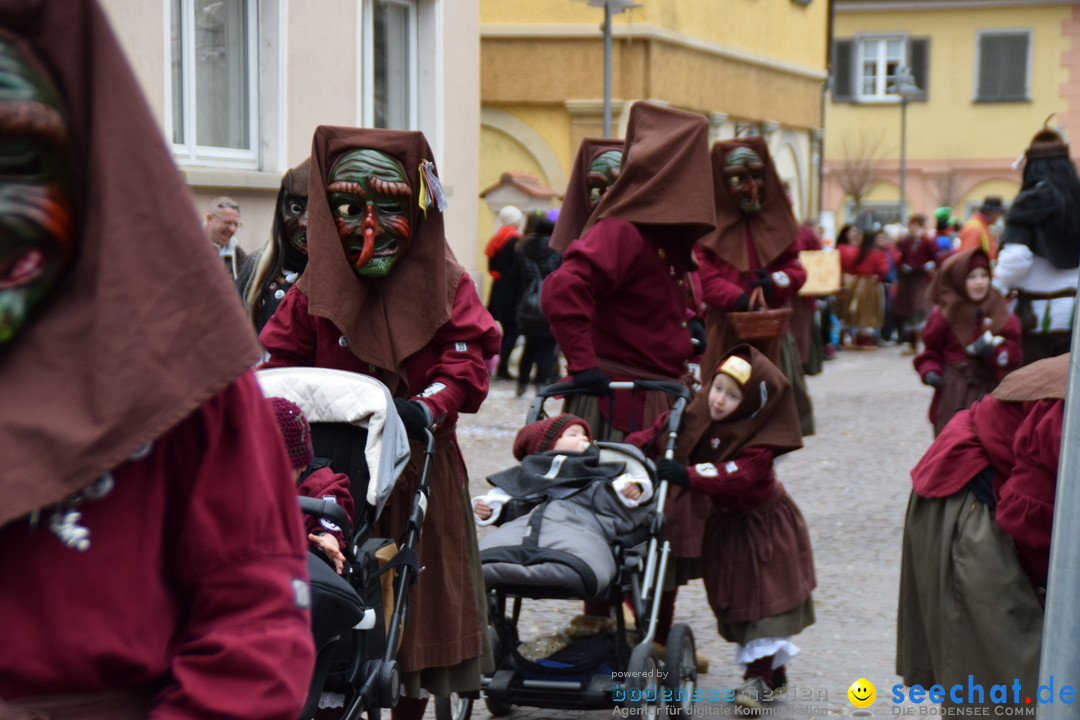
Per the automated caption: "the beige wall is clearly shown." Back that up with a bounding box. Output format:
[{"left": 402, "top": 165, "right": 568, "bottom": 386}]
[{"left": 95, "top": 0, "right": 482, "bottom": 275}]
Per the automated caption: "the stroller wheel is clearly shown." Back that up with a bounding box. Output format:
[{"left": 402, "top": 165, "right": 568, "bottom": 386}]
[
  {"left": 622, "top": 643, "right": 663, "bottom": 719},
  {"left": 663, "top": 624, "right": 697, "bottom": 717},
  {"left": 435, "top": 693, "right": 473, "bottom": 720}
]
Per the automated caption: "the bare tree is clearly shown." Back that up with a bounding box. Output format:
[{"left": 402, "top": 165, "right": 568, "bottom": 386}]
[
  {"left": 832, "top": 129, "right": 888, "bottom": 216},
  {"left": 931, "top": 166, "right": 961, "bottom": 210}
]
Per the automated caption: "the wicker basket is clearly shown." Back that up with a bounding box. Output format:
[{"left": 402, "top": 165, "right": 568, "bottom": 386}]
[{"left": 727, "top": 286, "right": 792, "bottom": 341}]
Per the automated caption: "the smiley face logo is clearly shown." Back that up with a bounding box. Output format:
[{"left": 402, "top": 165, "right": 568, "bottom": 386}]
[{"left": 848, "top": 678, "right": 876, "bottom": 708}]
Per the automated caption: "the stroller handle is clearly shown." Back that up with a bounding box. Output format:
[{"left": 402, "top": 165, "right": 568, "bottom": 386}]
[{"left": 527, "top": 379, "right": 692, "bottom": 427}]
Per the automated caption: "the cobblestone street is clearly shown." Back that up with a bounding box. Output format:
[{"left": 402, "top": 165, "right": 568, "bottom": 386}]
[{"left": 450, "top": 345, "right": 937, "bottom": 719}]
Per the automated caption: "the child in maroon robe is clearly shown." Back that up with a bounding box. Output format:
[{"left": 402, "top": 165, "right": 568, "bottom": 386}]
[
  {"left": 914, "top": 247, "right": 1021, "bottom": 435},
  {"left": 628, "top": 345, "right": 815, "bottom": 711}
]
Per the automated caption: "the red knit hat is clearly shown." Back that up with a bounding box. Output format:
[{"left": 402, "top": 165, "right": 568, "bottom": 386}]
[
  {"left": 269, "top": 397, "right": 314, "bottom": 470},
  {"left": 512, "top": 414, "right": 592, "bottom": 461}
]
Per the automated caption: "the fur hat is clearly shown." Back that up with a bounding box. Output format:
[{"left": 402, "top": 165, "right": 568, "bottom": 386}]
[
  {"left": 269, "top": 397, "right": 313, "bottom": 470},
  {"left": 980, "top": 195, "right": 1005, "bottom": 214},
  {"left": 1025, "top": 126, "right": 1070, "bottom": 162},
  {"left": 512, "top": 414, "right": 591, "bottom": 461}
]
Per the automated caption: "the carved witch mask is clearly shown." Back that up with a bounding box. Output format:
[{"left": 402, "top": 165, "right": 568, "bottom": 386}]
[
  {"left": 723, "top": 145, "right": 766, "bottom": 214},
  {"left": 586, "top": 149, "right": 622, "bottom": 211},
  {"left": 0, "top": 36, "right": 75, "bottom": 344},
  {"left": 281, "top": 185, "right": 308, "bottom": 255},
  {"left": 327, "top": 148, "right": 413, "bottom": 278}
]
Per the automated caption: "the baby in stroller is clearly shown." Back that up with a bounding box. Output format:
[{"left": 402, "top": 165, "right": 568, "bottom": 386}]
[{"left": 472, "top": 414, "right": 650, "bottom": 527}]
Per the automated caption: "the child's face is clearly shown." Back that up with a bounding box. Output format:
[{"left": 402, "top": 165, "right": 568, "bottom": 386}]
[
  {"left": 553, "top": 423, "right": 590, "bottom": 453},
  {"left": 708, "top": 372, "right": 744, "bottom": 422},
  {"left": 965, "top": 266, "right": 990, "bottom": 303}
]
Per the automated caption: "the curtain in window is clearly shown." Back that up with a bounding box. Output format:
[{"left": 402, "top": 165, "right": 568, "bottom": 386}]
[{"left": 374, "top": 0, "right": 411, "bottom": 130}]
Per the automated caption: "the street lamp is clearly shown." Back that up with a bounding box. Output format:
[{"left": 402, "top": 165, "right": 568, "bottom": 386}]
[
  {"left": 579, "top": 0, "right": 642, "bottom": 137},
  {"left": 890, "top": 66, "right": 920, "bottom": 223}
]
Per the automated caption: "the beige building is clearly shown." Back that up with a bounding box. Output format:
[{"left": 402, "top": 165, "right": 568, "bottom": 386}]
[
  {"left": 479, "top": 0, "right": 830, "bottom": 274},
  {"left": 98, "top": 0, "right": 482, "bottom": 271},
  {"left": 824, "top": 0, "right": 1077, "bottom": 227}
]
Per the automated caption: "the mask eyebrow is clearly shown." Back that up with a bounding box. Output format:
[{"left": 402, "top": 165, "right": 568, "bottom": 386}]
[
  {"left": 370, "top": 176, "right": 412, "bottom": 198},
  {"left": 327, "top": 180, "right": 366, "bottom": 197}
]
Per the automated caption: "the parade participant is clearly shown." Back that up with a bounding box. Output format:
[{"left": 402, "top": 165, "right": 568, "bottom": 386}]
[
  {"left": 838, "top": 227, "right": 891, "bottom": 348},
  {"left": 485, "top": 204, "right": 525, "bottom": 380},
  {"left": 259, "top": 125, "right": 500, "bottom": 719},
  {"left": 541, "top": 102, "right": 714, "bottom": 667},
  {"left": 891, "top": 214, "right": 938, "bottom": 354},
  {"left": 549, "top": 137, "right": 623, "bottom": 252},
  {"left": 958, "top": 195, "right": 1004, "bottom": 260},
  {"left": 628, "top": 346, "right": 815, "bottom": 711},
  {"left": 513, "top": 209, "right": 562, "bottom": 395},
  {"left": 237, "top": 158, "right": 311, "bottom": 334},
  {"left": 994, "top": 124, "right": 1080, "bottom": 364},
  {"left": 914, "top": 248, "right": 1021, "bottom": 436},
  {"left": 897, "top": 354, "right": 1067, "bottom": 705},
  {"left": 695, "top": 137, "right": 807, "bottom": 366},
  {"left": 269, "top": 397, "right": 355, "bottom": 574},
  {"left": 695, "top": 136, "right": 813, "bottom": 435},
  {"left": 0, "top": 2, "right": 314, "bottom": 716}
]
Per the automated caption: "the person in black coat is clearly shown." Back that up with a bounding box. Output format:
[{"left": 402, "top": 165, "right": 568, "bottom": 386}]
[{"left": 513, "top": 210, "right": 562, "bottom": 396}]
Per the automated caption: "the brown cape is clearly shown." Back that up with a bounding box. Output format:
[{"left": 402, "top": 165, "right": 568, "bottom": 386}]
[
  {"left": 676, "top": 344, "right": 803, "bottom": 465},
  {"left": 928, "top": 247, "right": 1009, "bottom": 345},
  {"left": 698, "top": 136, "right": 799, "bottom": 272},
  {"left": 580, "top": 102, "right": 715, "bottom": 242},
  {"left": 296, "top": 126, "right": 462, "bottom": 384},
  {"left": 0, "top": 0, "right": 260, "bottom": 527},
  {"left": 550, "top": 137, "right": 623, "bottom": 252},
  {"left": 992, "top": 352, "right": 1070, "bottom": 402}
]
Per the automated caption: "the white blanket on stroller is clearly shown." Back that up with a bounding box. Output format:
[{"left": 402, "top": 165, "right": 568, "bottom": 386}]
[{"left": 256, "top": 367, "right": 409, "bottom": 516}]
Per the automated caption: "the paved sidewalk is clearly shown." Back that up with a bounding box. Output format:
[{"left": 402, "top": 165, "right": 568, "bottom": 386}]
[{"left": 448, "top": 345, "right": 935, "bottom": 719}]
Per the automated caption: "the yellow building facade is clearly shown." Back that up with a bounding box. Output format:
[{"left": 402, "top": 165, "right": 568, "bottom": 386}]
[
  {"left": 824, "top": 0, "right": 1078, "bottom": 228},
  {"left": 479, "top": 0, "right": 830, "bottom": 274}
]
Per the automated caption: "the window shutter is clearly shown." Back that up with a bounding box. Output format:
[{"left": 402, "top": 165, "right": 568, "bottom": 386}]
[
  {"left": 907, "top": 38, "right": 929, "bottom": 102},
  {"left": 832, "top": 39, "right": 854, "bottom": 102},
  {"left": 978, "top": 33, "right": 1029, "bottom": 102}
]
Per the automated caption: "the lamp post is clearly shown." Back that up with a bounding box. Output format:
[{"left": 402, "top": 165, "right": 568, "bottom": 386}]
[
  {"left": 891, "top": 66, "right": 920, "bottom": 223},
  {"left": 580, "top": 0, "right": 642, "bottom": 137}
]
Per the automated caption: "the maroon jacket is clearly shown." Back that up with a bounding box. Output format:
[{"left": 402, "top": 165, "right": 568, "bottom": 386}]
[
  {"left": 260, "top": 275, "right": 500, "bottom": 427},
  {"left": 695, "top": 240, "right": 807, "bottom": 311},
  {"left": 299, "top": 466, "right": 355, "bottom": 549},
  {"left": 839, "top": 244, "right": 890, "bottom": 280},
  {"left": 542, "top": 217, "right": 697, "bottom": 378},
  {"left": 0, "top": 373, "right": 314, "bottom": 717}
]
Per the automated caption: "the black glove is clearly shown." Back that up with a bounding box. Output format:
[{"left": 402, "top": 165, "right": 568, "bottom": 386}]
[
  {"left": 750, "top": 269, "right": 775, "bottom": 297},
  {"left": 572, "top": 367, "right": 611, "bottom": 396},
  {"left": 922, "top": 372, "right": 943, "bottom": 389},
  {"left": 393, "top": 398, "right": 430, "bottom": 439},
  {"left": 687, "top": 317, "right": 707, "bottom": 355},
  {"left": 657, "top": 459, "right": 690, "bottom": 488},
  {"left": 732, "top": 292, "right": 751, "bottom": 312}
]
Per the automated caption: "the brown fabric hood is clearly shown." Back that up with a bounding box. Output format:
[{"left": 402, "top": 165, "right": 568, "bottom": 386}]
[
  {"left": 992, "top": 353, "right": 1070, "bottom": 402},
  {"left": 296, "top": 126, "right": 461, "bottom": 382},
  {"left": 581, "top": 102, "right": 715, "bottom": 241},
  {"left": 282, "top": 157, "right": 310, "bottom": 198},
  {"left": 698, "top": 136, "right": 799, "bottom": 271},
  {"left": 927, "top": 247, "right": 1009, "bottom": 344},
  {"left": 550, "top": 137, "right": 623, "bottom": 252},
  {"left": 676, "top": 344, "right": 803, "bottom": 464},
  {"left": 0, "top": 0, "right": 261, "bottom": 527}
]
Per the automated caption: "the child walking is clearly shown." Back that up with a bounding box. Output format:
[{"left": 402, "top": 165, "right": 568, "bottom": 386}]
[
  {"left": 914, "top": 247, "right": 1022, "bottom": 435},
  {"left": 627, "top": 345, "right": 815, "bottom": 710},
  {"left": 270, "top": 397, "right": 356, "bottom": 574}
]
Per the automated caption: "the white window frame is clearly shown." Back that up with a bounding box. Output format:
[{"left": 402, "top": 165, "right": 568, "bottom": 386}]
[
  {"left": 166, "top": 0, "right": 261, "bottom": 169},
  {"left": 973, "top": 29, "right": 1032, "bottom": 103},
  {"left": 855, "top": 34, "right": 907, "bottom": 104},
  {"left": 360, "top": 0, "right": 420, "bottom": 131}
]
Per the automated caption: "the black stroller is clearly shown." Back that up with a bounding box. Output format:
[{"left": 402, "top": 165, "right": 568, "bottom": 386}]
[
  {"left": 475, "top": 380, "right": 698, "bottom": 718},
  {"left": 257, "top": 367, "right": 431, "bottom": 720}
]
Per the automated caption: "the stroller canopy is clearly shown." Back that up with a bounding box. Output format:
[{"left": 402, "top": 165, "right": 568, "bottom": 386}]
[{"left": 256, "top": 367, "right": 409, "bottom": 517}]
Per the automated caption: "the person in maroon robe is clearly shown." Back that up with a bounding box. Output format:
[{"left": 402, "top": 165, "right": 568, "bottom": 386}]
[
  {"left": 541, "top": 103, "right": 716, "bottom": 669},
  {"left": 891, "top": 214, "right": 939, "bottom": 354},
  {"left": 0, "top": 3, "right": 314, "bottom": 717},
  {"left": 259, "top": 126, "right": 500, "bottom": 720},
  {"left": 914, "top": 247, "right": 1022, "bottom": 435},
  {"left": 897, "top": 355, "right": 1067, "bottom": 706}
]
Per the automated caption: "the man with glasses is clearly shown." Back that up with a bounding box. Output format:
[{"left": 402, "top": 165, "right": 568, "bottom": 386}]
[{"left": 203, "top": 196, "right": 246, "bottom": 279}]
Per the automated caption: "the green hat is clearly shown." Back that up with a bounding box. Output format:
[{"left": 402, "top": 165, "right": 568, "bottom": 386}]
[{"left": 933, "top": 206, "right": 952, "bottom": 224}]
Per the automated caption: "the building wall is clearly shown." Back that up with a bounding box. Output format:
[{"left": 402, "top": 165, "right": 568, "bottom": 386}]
[
  {"left": 824, "top": 1, "right": 1073, "bottom": 223},
  {"left": 97, "top": 0, "right": 481, "bottom": 273},
  {"left": 479, "top": 0, "right": 830, "bottom": 253}
]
